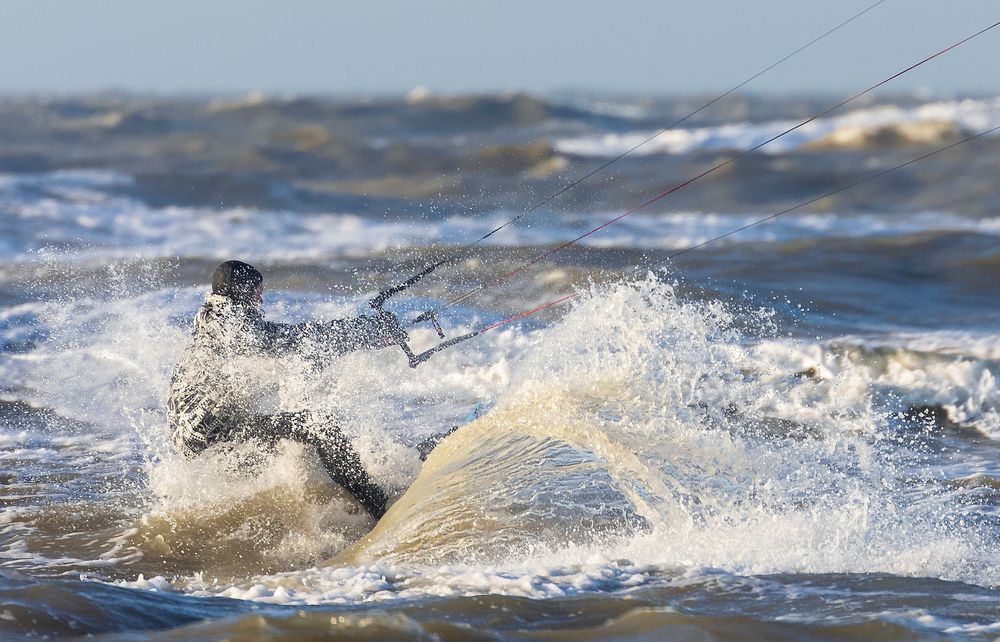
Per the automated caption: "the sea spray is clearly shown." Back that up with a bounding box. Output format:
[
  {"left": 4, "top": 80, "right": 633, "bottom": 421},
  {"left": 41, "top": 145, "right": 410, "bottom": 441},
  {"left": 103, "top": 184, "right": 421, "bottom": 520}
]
[{"left": 318, "top": 277, "right": 998, "bottom": 589}]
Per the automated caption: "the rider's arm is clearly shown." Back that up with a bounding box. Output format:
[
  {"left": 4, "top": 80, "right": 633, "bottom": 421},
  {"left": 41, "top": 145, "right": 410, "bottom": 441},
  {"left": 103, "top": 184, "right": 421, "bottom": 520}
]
[
  {"left": 253, "top": 314, "right": 402, "bottom": 357},
  {"left": 313, "top": 315, "right": 399, "bottom": 355}
]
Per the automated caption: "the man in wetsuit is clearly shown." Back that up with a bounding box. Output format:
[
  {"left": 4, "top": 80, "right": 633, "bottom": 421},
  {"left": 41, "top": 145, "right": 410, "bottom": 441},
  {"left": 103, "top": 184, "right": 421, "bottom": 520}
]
[{"left": 167, "top": 260, "right": 405, "bottom": 519}]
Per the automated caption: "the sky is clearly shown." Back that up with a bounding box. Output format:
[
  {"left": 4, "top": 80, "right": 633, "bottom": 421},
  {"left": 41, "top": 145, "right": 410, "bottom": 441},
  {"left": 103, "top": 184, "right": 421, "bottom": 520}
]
[{"left": 0, "top": 0, "right": 998, "bottom": 96}]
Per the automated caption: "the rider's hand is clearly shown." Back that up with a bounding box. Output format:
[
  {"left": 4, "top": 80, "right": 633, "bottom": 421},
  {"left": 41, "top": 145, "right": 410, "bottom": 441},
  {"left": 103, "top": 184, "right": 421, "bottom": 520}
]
[{"left": 373, "top": 312, "right": 408, "bottom": 348}]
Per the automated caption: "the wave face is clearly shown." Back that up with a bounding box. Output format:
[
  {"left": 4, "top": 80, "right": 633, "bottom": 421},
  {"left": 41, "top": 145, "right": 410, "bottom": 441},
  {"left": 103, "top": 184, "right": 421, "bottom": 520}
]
[{"left": 2, "top": 93, "right": 1000, "bottom": 640}]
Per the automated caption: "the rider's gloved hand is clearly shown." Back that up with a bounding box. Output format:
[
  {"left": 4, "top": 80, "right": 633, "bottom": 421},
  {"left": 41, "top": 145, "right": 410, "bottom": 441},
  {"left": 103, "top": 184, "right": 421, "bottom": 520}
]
[{"left": 372, "top": 312, "right": 408, "bottom": 348}]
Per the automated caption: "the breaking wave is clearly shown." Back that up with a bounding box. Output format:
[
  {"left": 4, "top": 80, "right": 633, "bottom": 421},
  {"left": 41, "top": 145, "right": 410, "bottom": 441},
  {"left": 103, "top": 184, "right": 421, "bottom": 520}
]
[{"left": 555, "top": 97, "right": 1000, "bottom": 157}]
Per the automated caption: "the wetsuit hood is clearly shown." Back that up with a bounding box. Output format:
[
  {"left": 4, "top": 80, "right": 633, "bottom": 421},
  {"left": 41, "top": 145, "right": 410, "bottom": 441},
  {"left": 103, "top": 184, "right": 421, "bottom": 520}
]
[{"left": 212, "top": 260, "right": 262, "bottom": 305}]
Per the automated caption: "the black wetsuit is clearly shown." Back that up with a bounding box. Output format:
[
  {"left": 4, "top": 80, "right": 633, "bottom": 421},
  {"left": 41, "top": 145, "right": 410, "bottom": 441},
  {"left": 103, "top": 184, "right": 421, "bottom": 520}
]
[
  {"left": 168, "top": 294, "right": 393, "bottom": 518},
  {"left": 238, "top": 412, "right": 389, "bottom": 518}
]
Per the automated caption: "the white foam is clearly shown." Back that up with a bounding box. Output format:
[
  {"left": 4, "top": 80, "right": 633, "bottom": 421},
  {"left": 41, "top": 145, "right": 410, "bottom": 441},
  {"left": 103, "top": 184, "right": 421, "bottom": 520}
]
[
  {"left": 944, "top": 620, "right": 1000, "bottom": 635},
  {"left": 4, "top": 171, "right": 1000, "bottom": 269},
  {"left": 7, "top": 199, "right": 1000, "bottom": 267},
  {"left": 119, "top": 555, "right": 656, "bottom": 606},
  {"left": 555, "top": 97, "right": 1000, "bottom": 157},
  {"left": 841, "top": 330, "right": 1000, "bottom": 361},
  {"left": 821, "top": 333, "right": 1000, "bottom": 441}
]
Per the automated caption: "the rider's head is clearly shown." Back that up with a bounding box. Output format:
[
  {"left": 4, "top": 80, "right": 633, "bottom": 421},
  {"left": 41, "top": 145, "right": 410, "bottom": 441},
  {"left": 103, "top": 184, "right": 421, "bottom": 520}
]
[{"left": 212, "top": 260, "right": 263, "bottom": 306}]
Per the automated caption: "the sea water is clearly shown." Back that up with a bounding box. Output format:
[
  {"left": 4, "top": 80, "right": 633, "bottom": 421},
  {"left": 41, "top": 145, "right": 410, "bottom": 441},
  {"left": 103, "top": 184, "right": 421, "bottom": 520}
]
[{"left": 1, "top": 92, "right": 999, "bottom": 640}]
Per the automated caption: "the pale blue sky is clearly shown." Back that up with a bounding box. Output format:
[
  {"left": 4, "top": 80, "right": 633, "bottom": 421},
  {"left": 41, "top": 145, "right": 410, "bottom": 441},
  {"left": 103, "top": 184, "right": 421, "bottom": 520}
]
[{"left": 1, "top": 1, "right": 997, "bottom": 95}]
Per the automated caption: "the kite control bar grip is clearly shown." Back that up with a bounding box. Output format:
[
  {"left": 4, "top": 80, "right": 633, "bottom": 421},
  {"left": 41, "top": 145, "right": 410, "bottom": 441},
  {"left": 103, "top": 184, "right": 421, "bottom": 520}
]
[
  {"left": 405, "top": 330, "right": 480, "bottom": 367},
  {"left": 370, "top": 259, "right": 464, "bottom": 367}
]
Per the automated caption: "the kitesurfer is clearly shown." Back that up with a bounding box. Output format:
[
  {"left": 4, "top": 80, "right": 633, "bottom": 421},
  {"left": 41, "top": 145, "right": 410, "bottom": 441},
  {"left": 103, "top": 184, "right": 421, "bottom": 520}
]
[{"left": 167, "top": 260, "right": 405, "bottom": 519}]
